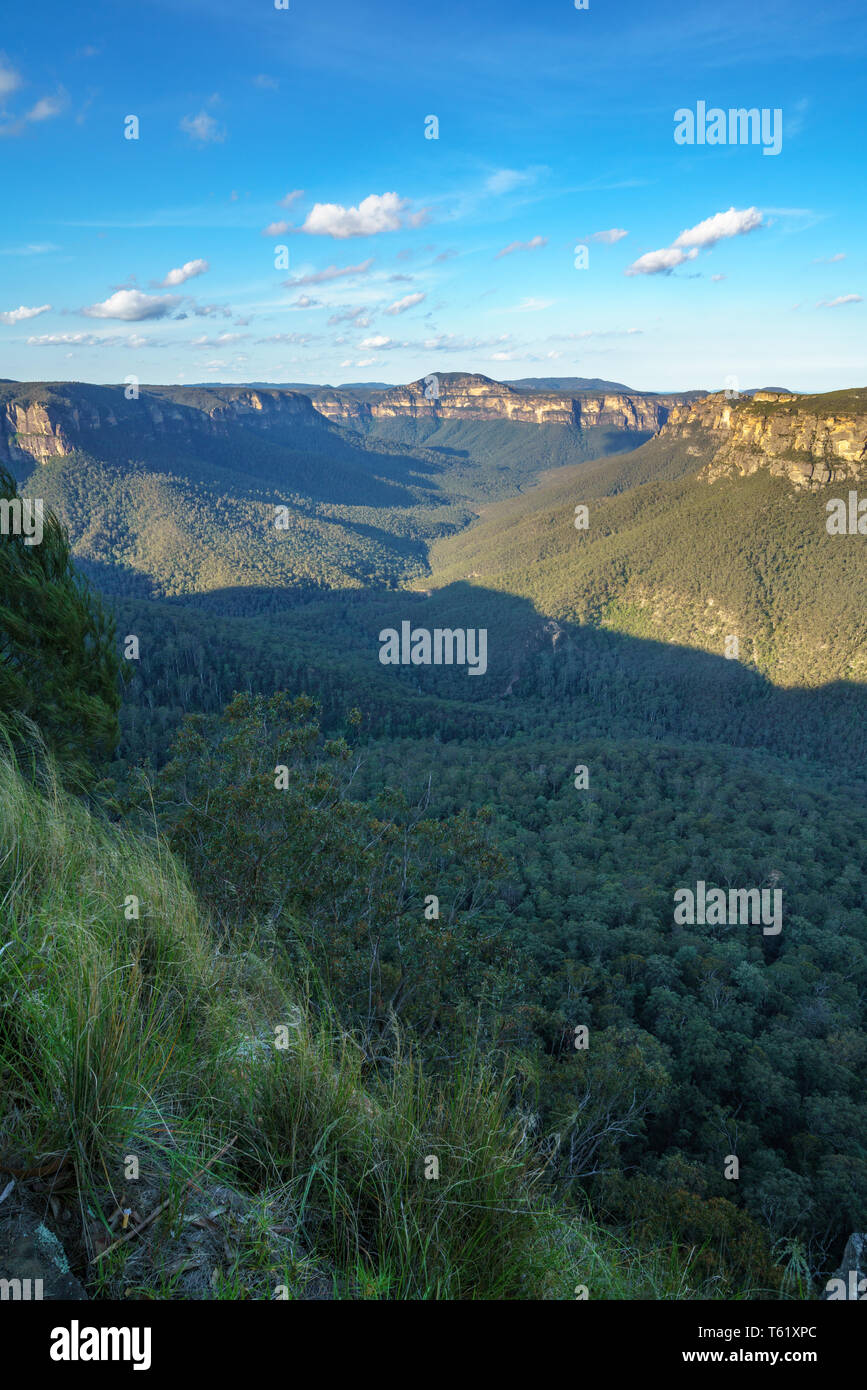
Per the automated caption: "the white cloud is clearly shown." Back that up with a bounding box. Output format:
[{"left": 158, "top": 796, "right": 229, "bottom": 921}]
[
  {"left": 82, "top": 289, "right": 181, "bottom": 320},
  {"left": 278, "top": 189, "right": 304, "bottom": 208},
  {"left": 0, "top": 303, "right": 51, "bottom": 324},
  {"left": 328, "top": 307, "right": 371, "bottom": 327},
  {"left": 180, "top": 110, "right": 225, "bottom": 143},
  {"left": 360, "top": 335, "right": 391, "bottom": 348},
  {"left": 625, "top": 246, "right": 699, "bottom": 276},
  {"left": 591, "top": 228, "right": 628, "bottom": 244},
  {"left": 813, "top": 252, "right": 846, "bottom": 264},
  {"left": 625, "top": 207, "right": 762, "bottom": 277},
  {"left": 290, "top": 295, "right": 320, "bottom": 310},
  {"left": 384, "top": 291, "right": 425, "bottom": 315},
  {"left": 672, "top": 206, "right": 763, "bottom": 249},
  {"left": 159, "top": 258, "right": 209, "bottom": 287},
  {"left": 285, "top": 258, "right": 374, "bottom": 285},
  {"left": 0, "top": 243, "right": 58, "bottom": 255},
  {"left": 27, "top": 331, "right": 160, "bottom": 348},
  {"left": 256, "top": 331, "right": 312, "bottom": 344},
  {"left": 190, "top": 332, "right": 247, "bottom": 348},
  {"left": 26, "top": 91, "right": 66, "bottom": 122},
  {"left": 262, "top": 221, "right": 291, "bottom": 237},
  {"left": 28, "top": 332, "right": 105, "bottom": 346},
  {"left": 189, "top": 303, "right": 231, "bottom": 318},
  {"left": 485, "top": 169, "right": 531, "bottom": 195},
  {"left": 0, "top": 56, "right": 22, "bottom": 100},
  {"left": 816, "top": 294, "right": 862, "bottom": 308},
  {"left": 711, "top": 274, "right": 726, "bottom": 282},
  {"left": 296, "top": 192, "right": 428, "bottom": 239},
  {"left": 253, "top": 74, "right": 279, "bottom": 90},
  {"left": 496, "top": 235, "right": 547, "bottom": 259},
  {"left": 0, "top": 79, "right": 67, "bottom": 136}
]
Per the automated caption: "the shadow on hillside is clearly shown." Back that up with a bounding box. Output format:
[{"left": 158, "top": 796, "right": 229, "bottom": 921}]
[{"left": 112, "top": 578, "right": 867, "bottom": 778}]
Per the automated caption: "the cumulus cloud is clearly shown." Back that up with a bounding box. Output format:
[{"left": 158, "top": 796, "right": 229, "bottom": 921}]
[
  {"left": 360, "top": 335, "right": 392, "bottom": 348},
  {"left": 496, "top": 235, "right": 547, "bottom": 258},
  {"left": 82, "top": 289, "right": 181, "bottom": 320},
  {"left": 626, "top": 206, "right": 763, "bottom": 277},
  {"left": 158, "top": 258, "right": 209, "bottom": 287},
  {"left": 672, "top": 206, "right": 763, "bottom": 249},
  {"left": 290, "top": 295, "right": 321, "bottom": 310},
  {"left": 180, "top": 110, "right": 225, "bottom": 143},
  {"left": 294, "top": 192, "right": 428, "bottom": 239},
  {"left": 0, "top": 303, "right": 51, "bottom": 324},
  {"left": 284, "top": 258, "right": 374, "bottom": 286},
  {"left": 591, "top": 228, "right": 628, "bottom": 244},
  {"left": 383, "top": 291, "right": 425, "bottom": 315},
  {"left": 625, "top": 246, "right": 699, "bottom": 276},
  {"left": 816, "top": 294, "right": 862, "bottom": 308}
]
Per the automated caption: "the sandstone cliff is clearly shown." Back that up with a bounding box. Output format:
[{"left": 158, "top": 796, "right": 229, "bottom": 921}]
[
  {"left": 0, "top": 385, "right": 324, "bottom": 466},
  {"left": 310, "top": 373, "right": 683, "bottom": 432},
  {"left": 660, "top": 388, "right": 867, "bottom": 487}
]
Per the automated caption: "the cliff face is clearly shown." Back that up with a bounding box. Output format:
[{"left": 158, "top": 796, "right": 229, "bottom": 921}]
[
  {"left": 311, "top": 374, "right": 683, "bottom": 432},
  {"left": 660, "top": 389, "right": 867, "bottom": 487},
  {"left": 0, "top": 386, "right": 324, "bottom": 465}
]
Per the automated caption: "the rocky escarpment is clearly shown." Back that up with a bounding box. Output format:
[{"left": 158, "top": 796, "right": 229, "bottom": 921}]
[
  {"left": 310, "top": 373, "right": 686, "bottom": 432},
  {"left": 0, "top": 385, "right": 325, "bottom": 465},
  {"left": 660, "top": 389, "right": 867, "bottom": 487}
]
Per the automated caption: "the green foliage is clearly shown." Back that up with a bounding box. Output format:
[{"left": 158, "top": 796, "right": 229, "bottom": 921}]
[
  {"left": 0, "top": 752, "right": 574, "bottom": 1300},
  {"left": 136, "top": 692, "right": 517, "bottom": 1046},
  {"left": 4, "top": 379, "right": 864, "bottom": 1297},
  {"left": 429, "top": 457, "right": 866, "bottom": 688},
  {"left": 0, "top": 465, "right": 121, "bottom": 778}
]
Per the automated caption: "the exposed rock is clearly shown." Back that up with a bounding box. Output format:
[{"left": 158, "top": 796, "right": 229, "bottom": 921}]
[
  {"left": 660, "top": 389, "right": 867, "bottom": 488},
  {"left": 0, "top": 384, "right": 325, "bottom": 467},
  {"left": 311, "top": 373, "right": 685, "bottom": 432}
]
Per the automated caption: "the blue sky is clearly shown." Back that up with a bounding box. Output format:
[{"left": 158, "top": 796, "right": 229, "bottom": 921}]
[{"left": 0, "top": 0, "right": 864, "bottom": 392}]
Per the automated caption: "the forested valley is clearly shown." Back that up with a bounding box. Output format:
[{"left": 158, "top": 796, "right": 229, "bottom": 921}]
[{"left": 1, "top": 380, "right": 865, "bottom": 1300}]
